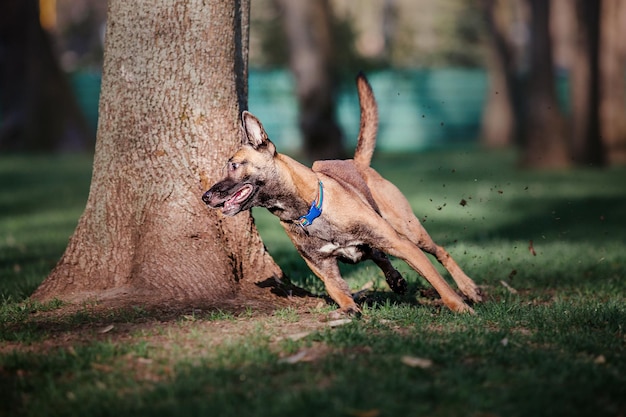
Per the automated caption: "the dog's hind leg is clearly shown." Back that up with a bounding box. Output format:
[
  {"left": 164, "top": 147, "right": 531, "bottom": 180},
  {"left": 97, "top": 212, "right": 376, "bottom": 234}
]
[
  {"left": 358, "top": 218, "right": 473, "bottom": 313},
  {"left": 365, "top": 170, "right": 482, "bottom": 303},
  {"left": 398, "top": 219, "right": 482, "bottom": 303},
  {"left": 301, "top": 256, "right": 361, "bottom": 315},
  {"left": 382, "top": 237, "right": 474, "bottom": 313},
  {"left": 363, "top": 247, "right": 407, "bottom": 294},
  {"left": 411, "top": 224, "right": 482, "bottom": 303}
]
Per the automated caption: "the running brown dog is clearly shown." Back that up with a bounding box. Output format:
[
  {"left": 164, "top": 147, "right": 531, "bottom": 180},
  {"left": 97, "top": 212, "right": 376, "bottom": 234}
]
[{"left": 202, "top": 73, "right": 482, "bottom": 314}]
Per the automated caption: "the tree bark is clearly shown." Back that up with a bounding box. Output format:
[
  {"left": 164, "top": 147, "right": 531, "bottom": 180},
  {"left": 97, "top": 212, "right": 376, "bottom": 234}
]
[
  {"left": 275, "top": 0, "right": 345, "bottom": 161},
  {"left": 0, "top": 0, "right": 92, "bottom": 152},
  {"left": 520, "top": 0, "right": 570, "bottom": 168},
  {"left": 33, "top": 0, "right": 284, "bottom": 307}
]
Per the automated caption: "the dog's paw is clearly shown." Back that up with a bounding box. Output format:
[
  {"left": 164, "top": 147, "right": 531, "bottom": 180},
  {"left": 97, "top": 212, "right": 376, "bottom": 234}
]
[
  {"left": 385, "top": 270, "right": 408, "bottom": 295},
  {"left": 452, "top": 301, "right": 475, "bottom": 315},
  {"left": 342, "top": 304, "right": 362, "bottom": 318},
  {"left": 460, "top": 283, "right": 484, "bottom": 303},
  {"left": 327, "top": 305, "right": 361, "bottom": 321}
]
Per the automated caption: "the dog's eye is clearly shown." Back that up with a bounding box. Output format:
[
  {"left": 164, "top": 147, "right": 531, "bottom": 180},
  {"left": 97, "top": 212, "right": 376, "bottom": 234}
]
[{"left": 228, "top": 161, "right": 240, "bottom": 172}]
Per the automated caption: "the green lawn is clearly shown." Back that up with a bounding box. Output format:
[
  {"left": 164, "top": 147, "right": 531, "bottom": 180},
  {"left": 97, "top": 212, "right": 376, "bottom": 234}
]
[{"left": 1, "top": 150, "right": 625, "bottom": 417}]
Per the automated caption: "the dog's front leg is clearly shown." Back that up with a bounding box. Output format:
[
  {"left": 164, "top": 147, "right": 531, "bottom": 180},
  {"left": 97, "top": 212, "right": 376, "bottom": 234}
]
[{"left": 301, "top": 255, "right": 360, "bottom": 315}]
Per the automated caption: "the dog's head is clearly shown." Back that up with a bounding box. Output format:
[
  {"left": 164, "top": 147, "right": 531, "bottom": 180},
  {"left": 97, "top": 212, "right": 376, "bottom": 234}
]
[{"left": 202, "top": 111, "right": 277, "bottom": 216}]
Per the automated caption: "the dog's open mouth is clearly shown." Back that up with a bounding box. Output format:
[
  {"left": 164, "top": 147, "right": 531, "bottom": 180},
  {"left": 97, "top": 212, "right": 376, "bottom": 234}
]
[{"left": 222, "top": 184, "right": 254, "bottom": 215}]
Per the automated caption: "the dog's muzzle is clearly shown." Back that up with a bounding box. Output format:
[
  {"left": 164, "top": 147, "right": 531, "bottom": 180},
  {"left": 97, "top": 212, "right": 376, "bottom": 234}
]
[
  {"left": 201, "top": 190, "right": 214, "bottom": 206},
  {"left": 201, "top": 183, "right": 255, "bottom": 216}
]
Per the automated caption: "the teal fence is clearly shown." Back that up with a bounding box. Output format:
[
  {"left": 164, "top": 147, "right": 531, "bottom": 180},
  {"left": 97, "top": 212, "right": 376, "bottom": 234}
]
[
  {"left": 248, "top": 69, "right": 488, "bottom": 152},
  {"left": 70, "top": 71, "right": 101, "bottom": 134},
  {"left": 70, "top": 69, "right": 493, "bottom": 152}
]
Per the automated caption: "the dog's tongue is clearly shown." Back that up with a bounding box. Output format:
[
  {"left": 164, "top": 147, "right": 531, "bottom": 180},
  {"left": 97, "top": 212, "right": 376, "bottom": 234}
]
[{"left": 223, "top": 185, "right": 252, "bottom": 213}]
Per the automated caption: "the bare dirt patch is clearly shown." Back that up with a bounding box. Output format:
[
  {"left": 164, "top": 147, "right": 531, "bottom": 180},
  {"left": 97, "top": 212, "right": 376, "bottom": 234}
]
[{"left": 1, "top": 290, "right": 333, "bottom": 356}]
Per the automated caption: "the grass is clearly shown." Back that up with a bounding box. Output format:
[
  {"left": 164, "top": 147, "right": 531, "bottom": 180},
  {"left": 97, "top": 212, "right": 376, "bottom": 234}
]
[
  {"left": 0, "top": 155, "right": 93, "bottom": 300},
  {"left": 1, "top": 149, "right": 625, "bottom": 417}
]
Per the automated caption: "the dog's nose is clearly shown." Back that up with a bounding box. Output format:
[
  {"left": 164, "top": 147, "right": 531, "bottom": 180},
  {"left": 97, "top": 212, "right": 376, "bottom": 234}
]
[{"left": 202, "top": 190, "right": 213, "bottom": 204}]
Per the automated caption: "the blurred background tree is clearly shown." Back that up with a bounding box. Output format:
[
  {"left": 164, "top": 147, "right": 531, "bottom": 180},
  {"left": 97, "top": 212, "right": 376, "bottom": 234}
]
[
  {"left": 599, "top": 0, "right": 626, "bottom": 165},
  {"left": 0, "top": 0, "right": 94, "bottom": 152},
  {"left": 273, "top": 0, "right": 346, "bottom": 160},
  {"left": 1, "top": 0, "right": 625, "bottom": 167},
  {"left": 521, "top": 0, "right": 570, "bottom": 168}
]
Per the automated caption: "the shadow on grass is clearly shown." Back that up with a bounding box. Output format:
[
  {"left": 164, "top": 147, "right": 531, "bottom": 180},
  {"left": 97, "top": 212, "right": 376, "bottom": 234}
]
[
  {"left": 477, "top": 195, "right": 624, "bottom": 243},
  {"left": 4, "top": 297, "right": 624, "bottom": 417}
]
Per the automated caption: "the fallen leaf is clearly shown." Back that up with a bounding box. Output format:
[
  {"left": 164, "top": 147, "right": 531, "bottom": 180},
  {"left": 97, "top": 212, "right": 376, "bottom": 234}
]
[
  {"left": 500, "top": 280, "right": 518, "bottom": 294},
  {"left": 346, "top": 409, "right": 381, "bottom": 417},
  {"left": 278, "top": 351, "right": 308, "bottom": 365},
  {"left": 401, "top": 355, "right": 433, "bottom": 369},
  {"left": 91, "top": 362, "right": 114, "bottom": 373},
  {"left": 279, "top": 345, "right": 331, "bottom": 365},
  {"left": 287, "top": 331, "right": 311, "bottom": 341},
  {"left": 328, "top": 318, "right": 352, "bottom": 327},
  {"left": 594, "top": 355, "right": 606, "bottom": 364},
  {"left": 529, "top": 240, "right": 536, "bottom": 256},
  {"left": 98, "top": 324, "right": 114, "bottom": 334},
  {"left": 136, "top": 357, "right": 153, "bottom": 365}
]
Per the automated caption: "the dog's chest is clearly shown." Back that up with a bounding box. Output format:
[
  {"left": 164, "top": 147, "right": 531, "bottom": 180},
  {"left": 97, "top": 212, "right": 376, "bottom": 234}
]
[
  {"left": 317, "top": 241, "right": 364, "bottom": 262},
  {"left": 287, "top": 220, "right": 367, "bottom": 263}
]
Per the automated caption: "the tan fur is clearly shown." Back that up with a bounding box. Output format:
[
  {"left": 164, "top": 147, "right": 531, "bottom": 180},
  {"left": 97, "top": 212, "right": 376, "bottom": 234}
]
[
  {"left": 353, "top": 73, "right": 378, "bottom": 171},
  {"left": 203, "top": 73, "right": 482, "bottom": 315}
]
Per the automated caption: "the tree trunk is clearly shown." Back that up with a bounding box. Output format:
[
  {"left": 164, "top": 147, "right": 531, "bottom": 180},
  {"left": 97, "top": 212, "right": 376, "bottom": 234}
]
[
  {"left": 481, "top": 54, "right": 517, "bottom": 148},
  {"left": 275, "top": 0, "right": 345, "bottom": 161},
  {"left": 0, "top": 0, "right": 92, "bottom": 152},
  {"left": 599, "top": 0, "right": 626, "bottom": 165},
  {"left": 481, "top": 0, "right": 520, "bottom": 148},
  {"left": 520, "top": 0, "right": 570, "bottom": 168},
  {"left": 570, "top": 0, "right": 606, "bottom": 166},
  {"left": 33, "top": 0, "right": 284, "bottom": 307}
]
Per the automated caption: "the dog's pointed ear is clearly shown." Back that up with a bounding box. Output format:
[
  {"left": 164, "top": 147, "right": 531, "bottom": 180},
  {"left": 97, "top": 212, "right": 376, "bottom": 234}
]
[{"left": 241, "top": 111, "right": 274, "bottom": 154}]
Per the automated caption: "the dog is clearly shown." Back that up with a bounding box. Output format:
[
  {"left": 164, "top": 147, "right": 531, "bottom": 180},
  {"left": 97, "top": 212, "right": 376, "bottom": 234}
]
[{"left": 202, "top": 73, "right": 482, "bottom": 314}]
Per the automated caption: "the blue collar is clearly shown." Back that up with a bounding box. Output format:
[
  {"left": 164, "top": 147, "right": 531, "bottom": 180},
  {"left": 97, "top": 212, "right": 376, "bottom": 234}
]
[{"left": 296, "top": 181, "right": 324, "bottom": 227}]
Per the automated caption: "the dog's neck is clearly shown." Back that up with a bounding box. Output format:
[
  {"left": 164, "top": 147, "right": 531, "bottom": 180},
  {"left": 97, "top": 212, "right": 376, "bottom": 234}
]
[{"left": 272, "top": 154, "right": 321, "bottom": 223}]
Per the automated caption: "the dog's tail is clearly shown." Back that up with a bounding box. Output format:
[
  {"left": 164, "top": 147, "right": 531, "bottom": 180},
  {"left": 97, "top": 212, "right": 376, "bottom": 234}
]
[{"left": 353, "top": 72, "right": 378, "bottom": 170}]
